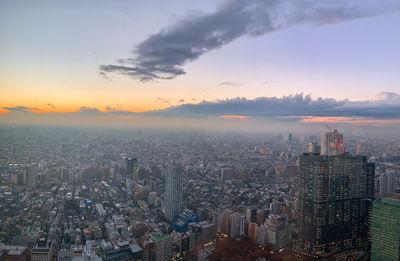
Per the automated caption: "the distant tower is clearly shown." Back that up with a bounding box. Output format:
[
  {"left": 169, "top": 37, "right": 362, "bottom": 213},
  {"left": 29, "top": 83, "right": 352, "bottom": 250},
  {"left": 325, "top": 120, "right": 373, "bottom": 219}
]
[
  {"left": 380, "top": 173, "right": 397, "bottom": 197},
  {"left": 308, "top": 142, "right": 319, "bottom": 153},
  {"left": 320, "top": 129, "right": 345, "bottom": 155},
  {"left": 229, "top": 212, "right": 245, "bottom": 237},
  {"left": 164, "top": 162, "right": 183, "bottom": 221},
  {"left": 26, "top": 165, "right": 37, "bottom": 189},
  {"left": 126, "top": 157, "right": 138, "bottom": 177},
  {"left": 245, "top": 206, "right": 257, "bottom": 224}
]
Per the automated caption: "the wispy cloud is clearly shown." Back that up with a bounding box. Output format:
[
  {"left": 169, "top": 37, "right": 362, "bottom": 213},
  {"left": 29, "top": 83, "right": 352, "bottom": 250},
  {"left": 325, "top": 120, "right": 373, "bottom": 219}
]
[
  {"left": 100, "top": 0, "right": 400, "bottom": 81},
  {"left": 2, "top": 106, "right": 38, "bottom": 113},
  {"left": 156, "top": 98, "right": 172, "bottom": 104},
  {"left": 218, "top": 81, "right": 241, "bottom": 86}
]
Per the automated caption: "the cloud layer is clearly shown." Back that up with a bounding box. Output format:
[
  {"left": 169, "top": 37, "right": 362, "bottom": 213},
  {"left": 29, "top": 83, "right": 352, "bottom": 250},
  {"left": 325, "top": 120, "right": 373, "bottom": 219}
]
[
  {"left": 100, "top": 0, "right": 400, "bottom": 81},
  {"left": 146, "top": 92, "right": 400, "bottom": 120},
  {"left": 2, "top": 92, "right": 400, "bottom": 126}
]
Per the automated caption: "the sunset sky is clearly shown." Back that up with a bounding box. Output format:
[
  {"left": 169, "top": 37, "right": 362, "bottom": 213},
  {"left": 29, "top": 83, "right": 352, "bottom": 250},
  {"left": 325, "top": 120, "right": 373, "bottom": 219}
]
[{"left": 1, "top": 0, "right": 400, "bottom": 128}]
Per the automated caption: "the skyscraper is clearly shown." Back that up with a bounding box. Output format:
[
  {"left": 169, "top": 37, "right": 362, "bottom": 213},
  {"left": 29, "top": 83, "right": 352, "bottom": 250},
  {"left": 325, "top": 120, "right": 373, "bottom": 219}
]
[
  {"left": 371, "top": 193, "right": 400, "bottom": 261},
  {"left": 164, "top": 162, "right": 183, "bottom": 222},
  {"left": 26, "top": 165, "right": 37, "bottom": 189},
  {"left": 298, "top": 140, "right": 375, "bottom": 257},
  {"left": 320, "top": 129, "right": 345, "bottom": 156},
  {"left": 229, "top": 212, "right": 245, "bottom": 238},
  {"left": 245, "top": 206, "right": 257, "bottom": 224},
  {"left": 379, "top": 172, "right": 397, "bottom": 197},
  {"left": 126, "top": 157, "right": 138, "bottom": 177}
]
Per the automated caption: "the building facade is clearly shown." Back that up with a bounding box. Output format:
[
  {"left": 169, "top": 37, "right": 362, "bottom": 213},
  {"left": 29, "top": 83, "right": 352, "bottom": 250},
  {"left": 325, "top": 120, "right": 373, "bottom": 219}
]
[
  {"left": 298, "top": 153, "right": 375, "bottom": 257},
  {"left": 371, "top": 193, "right": 400, "bottom": 261},
  {"left": 164, "top": 162, "right": 183, "bottom": 222}
]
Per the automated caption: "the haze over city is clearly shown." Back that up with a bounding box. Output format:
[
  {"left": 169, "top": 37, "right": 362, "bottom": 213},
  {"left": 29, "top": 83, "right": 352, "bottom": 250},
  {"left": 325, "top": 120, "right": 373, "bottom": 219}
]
[{"left": 1, "top": 1, "right": 400, "bottom": 261}]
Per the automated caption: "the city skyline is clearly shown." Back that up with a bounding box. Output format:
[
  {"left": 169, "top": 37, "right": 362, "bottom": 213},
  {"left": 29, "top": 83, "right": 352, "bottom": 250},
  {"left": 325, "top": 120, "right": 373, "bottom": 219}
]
[{"left": 1, "top": 0, "right": 400, "bottom": 128}]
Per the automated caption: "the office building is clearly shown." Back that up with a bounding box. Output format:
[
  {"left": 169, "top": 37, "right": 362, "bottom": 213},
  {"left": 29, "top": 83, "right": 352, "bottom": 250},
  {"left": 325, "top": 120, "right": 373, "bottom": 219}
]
[
  {"left": 126, "top": 157, "right": 138, "bottom": 177},
  {"left": 164, "top": 162, "right": 183, "bottom": 222},
  {"left": 245, "top": 206, "right": 257, "bottom": 224},
  {"left": 298, "top": 149, "right": 375, "bottom": 256},
  {"left": 371, "top": 193, "right": 400, "bottom": 261},
  {"left": 150, "top": 233, "right": 172, "bottom": 261},
  {"left": 247, "top": 223, "right": 258, "bottom": 243},
  {"left": 266, "top": 214, "right": 291, "bottom": 250},
  {"left": 26, "top": 165, "right": 37, "bottom": 189},
  {"left": 380, "top": 172, "right": 397, "bottom": 196},
  {"left": 197, "top": 207, "right": 209, "bottom": 222},
  {"left": 229, "top": 212, "right": 245, "bottom": 238},
  {"left": 256, "top": 225, "right": 268, "bottom": 246},
  {"left": 0, "top": 243, "right": 30, "bottom": 261},
  {"left": 31, "top": 238, "right": 52, "bottom": 261},
  {"left": 308, "top": 142, "right": 319, "bottom": 153}
]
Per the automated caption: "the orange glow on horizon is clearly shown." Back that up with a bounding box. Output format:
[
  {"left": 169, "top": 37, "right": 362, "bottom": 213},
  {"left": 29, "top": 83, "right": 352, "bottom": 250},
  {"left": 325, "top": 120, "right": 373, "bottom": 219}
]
[
  {"left": 301, "top": 116, "right": 400, "bottom": 125},
  {"left": 219, "top": 115, "right": 248, "bottom": 119}
]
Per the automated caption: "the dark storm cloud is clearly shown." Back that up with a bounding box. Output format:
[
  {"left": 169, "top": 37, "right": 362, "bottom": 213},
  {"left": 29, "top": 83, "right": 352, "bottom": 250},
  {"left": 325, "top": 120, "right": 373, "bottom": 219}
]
[
  {"left": 145, "top": 92, "right": 400, "bottom": 119},
  {"left": 2, "top": 106, "right": 38, "bottom": 112},
  {"left": 100, "top": 0, "right": 400, "bottom": 81}
]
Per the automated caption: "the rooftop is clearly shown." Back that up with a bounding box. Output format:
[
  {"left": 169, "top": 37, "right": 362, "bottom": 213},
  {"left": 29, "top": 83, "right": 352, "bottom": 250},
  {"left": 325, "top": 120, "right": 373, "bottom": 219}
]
[
  {"left": 151, "top": 233, "right": 170, "bottom": 241},
  {"left": 384, "top": 193, "right": 400, "bottom": 200}
]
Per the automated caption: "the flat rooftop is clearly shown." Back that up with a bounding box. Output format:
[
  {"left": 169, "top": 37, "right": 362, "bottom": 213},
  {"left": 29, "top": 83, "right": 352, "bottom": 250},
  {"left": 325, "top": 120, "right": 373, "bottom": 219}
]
[{"left": 385, "top": 193, "right": 400, "bottom": 200}]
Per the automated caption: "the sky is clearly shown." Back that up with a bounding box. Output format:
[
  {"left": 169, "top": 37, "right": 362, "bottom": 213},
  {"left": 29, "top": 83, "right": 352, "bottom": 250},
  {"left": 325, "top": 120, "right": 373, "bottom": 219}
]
[{"left": 1, "top": 0, "right": 400, "bottom": 130}]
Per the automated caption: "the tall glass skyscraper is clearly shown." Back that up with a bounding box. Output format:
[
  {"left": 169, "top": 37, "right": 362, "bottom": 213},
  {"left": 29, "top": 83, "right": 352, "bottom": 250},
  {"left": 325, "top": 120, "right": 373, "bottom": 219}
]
[
  {"left": 297, "top": 153, "right": 375, "bottom": 257},
  {"left": 164, "top": 162, "right": 183, "bottom": 222},
  {"left": 371, "top": 193, "right": 400, "bottom": 261}
]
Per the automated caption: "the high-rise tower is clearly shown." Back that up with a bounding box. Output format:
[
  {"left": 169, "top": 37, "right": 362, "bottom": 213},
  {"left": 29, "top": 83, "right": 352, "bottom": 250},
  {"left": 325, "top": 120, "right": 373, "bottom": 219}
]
[
  {"left": 297, "top": 133, "right": 374, "bottom": 257},
  {"left": 164, "top": 162, "right": 183, "bottom": 222},
  {"left": 126, "top": 157, "right": 138, "bottom": 177},
  {"left": 320, "top": 129, "right": 345, "bottom": 155}
]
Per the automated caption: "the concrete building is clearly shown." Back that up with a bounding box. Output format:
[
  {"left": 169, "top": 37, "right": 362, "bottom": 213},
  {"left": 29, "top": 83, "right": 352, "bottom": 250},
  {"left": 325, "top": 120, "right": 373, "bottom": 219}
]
[
  {"left": 256, "top": 225, "right": 268, "bottom": 246},
  {"left": 150, "top": 233, "right": 172, "bottom": 261},
  {"left": 229, "top": 212, "right": 245, "bottom": 238},
  {"left": 245, "top": 206, "right": 257, "bottom": 224},
  {"left": 31, "top": 238, "right": 52, "bottom": 261},
  {"left": 380, "top": 172, "right": 397, "bottom": 196},
  {"left": 0, "top": 244, "right": 30, "bottom": 261},
  {"left": 266, "top": 214, "right": 291, "bottom": 250}
]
